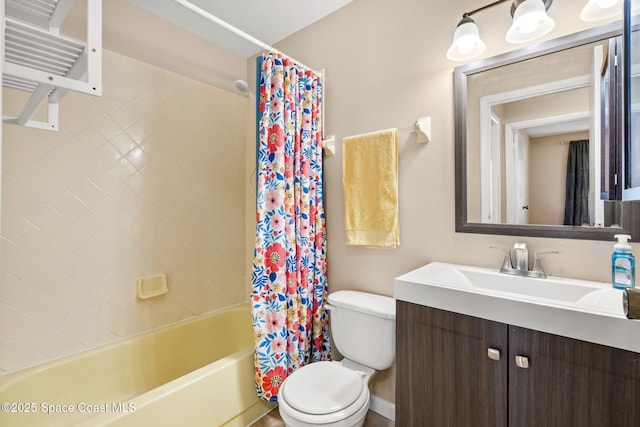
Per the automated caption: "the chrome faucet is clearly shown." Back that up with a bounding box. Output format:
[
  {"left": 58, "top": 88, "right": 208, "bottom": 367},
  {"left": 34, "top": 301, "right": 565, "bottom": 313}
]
[
  {"left": 491, "top": 243, "right": 558, "bottom": 279},
  {"left": 513, "top": 243, "right": 528, "bottom": 272}
]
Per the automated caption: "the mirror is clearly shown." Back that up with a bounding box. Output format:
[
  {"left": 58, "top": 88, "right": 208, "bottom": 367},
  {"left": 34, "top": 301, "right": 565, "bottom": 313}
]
[
  {"left": 455, "top": 21, "right": 640, "bottom": 240},
  {"left": 625, "top": 0, "right": 640, "bottom": 199}
]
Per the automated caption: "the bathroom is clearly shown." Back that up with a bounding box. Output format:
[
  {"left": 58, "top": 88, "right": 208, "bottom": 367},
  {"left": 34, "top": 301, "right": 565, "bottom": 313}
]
[{"left": 1, "top": 0, "right": 639, "bottom": 426}]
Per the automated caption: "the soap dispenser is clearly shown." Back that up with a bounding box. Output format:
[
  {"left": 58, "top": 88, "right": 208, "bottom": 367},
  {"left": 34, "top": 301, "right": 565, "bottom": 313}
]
[{"left": 612, "top": 234, "right": 635, "bottom": 290}]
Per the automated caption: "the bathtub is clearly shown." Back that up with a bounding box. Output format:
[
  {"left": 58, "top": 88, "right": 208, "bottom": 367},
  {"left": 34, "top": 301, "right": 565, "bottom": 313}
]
[{"left": 0, "top": 303, "right": 274, "bottom": 427}]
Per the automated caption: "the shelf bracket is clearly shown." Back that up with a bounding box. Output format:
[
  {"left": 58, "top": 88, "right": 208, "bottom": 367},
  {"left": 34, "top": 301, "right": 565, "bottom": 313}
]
[{"left": 2, "top": 0, "right": 102, "bottom": 131}]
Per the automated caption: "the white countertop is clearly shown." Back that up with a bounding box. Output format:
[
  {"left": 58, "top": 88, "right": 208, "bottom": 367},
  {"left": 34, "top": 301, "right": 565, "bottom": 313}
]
[{"left": 394, "top": 262, "right": 640, "bottom": 353}]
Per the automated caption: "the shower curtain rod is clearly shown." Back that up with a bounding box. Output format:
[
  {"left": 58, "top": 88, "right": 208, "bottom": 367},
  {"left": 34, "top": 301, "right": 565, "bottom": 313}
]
[{"left": 171, "top": 0, "right": 323, "bottom": 76}]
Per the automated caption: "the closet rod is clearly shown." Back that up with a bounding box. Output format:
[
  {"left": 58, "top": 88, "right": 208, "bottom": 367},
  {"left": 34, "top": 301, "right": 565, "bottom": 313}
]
[{"left": 171, "top": 0, "right": 322, "bottom": 76}]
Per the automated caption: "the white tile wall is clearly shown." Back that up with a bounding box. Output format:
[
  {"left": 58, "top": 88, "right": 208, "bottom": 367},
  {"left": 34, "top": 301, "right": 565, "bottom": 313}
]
[{"left": 0, "top": 49, "right": 249, "bottom": 374}]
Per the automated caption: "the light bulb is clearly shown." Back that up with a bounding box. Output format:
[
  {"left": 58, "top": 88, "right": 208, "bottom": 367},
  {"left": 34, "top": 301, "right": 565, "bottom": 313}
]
[
  {"left": 456, "top": 37, "right": 475, "bottom": 55},
  {"left": 517, "top": 19, "right": 539, "bottom": 34},
  {"left": 597, "top": 0, "right": 619, "bottom": 8}
]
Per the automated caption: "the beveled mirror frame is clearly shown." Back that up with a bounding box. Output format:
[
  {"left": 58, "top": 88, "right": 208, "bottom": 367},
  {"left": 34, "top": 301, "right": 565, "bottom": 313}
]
[{"left": 454, "top": 21, "right": 640, "bottom": 241}]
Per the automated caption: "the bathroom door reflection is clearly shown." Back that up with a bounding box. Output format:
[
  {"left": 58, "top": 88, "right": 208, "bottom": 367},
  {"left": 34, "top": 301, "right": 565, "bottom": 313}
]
[{"left": 511, "top": 130, "right": 530, "bottom": 224}]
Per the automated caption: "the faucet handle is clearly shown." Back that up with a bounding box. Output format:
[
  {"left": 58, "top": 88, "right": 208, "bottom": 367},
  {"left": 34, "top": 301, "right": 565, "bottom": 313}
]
[
  {"left": 531, "top": 251, "right": 559, "bottom": 278},
  {"left": 490, "top": 246, "right": 513, "bottom": 271},
  {"left": 534, "top": 250, "right": 559, "bottom": 260}
]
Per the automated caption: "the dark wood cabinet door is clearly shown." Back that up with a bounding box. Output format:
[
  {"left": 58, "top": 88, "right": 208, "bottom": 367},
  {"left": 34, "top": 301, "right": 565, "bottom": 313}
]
[
  {"left": 509, "top": 326, "right": 640, "bottom": 427},
  {"left": 396, "top": 302, "right": 508, "bottom": 426}
]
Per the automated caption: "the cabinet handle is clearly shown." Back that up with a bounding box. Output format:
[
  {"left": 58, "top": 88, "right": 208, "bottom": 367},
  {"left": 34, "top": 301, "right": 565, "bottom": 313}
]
[
  {"left": 515, "top": 355, "right": 529, "bottom": 369},
  {"left": 487, "top": 348, "right": 501, "bottom": 361}
]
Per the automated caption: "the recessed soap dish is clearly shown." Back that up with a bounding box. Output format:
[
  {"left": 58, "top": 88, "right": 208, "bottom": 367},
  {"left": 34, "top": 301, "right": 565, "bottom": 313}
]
[{"left": 136, "top": 274, "right": 168, "bottom": 300}]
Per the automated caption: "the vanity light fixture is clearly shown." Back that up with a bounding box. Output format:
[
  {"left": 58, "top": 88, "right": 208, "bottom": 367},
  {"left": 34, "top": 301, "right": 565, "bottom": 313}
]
[
  {"left": 580, "top": 0, "right": 623, "bottom": 21},
  {"left": 446, "top": 0, "right": 554, "bottom": 61},
  {"left": 447, "top": 0, "right": 622, "bottom": 61}
]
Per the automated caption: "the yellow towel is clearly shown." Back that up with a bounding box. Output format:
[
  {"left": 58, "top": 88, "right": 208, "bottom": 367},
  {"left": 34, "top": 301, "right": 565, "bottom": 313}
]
[{"left": 343, "top": 128, "right": 399, "bottom": 248}]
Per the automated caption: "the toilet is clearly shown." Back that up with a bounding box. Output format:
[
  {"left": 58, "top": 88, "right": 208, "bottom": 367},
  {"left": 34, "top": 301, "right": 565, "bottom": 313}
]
[{"left": 278, "top": 290, "right": 396, "bottom": 427}]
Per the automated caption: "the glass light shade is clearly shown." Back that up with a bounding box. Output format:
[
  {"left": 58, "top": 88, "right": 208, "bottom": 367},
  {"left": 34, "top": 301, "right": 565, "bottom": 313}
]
[
  {"left": 506, "top": 0, "right": 555, "bottom": 44},
  {"left": 446, "top": 19, "right": 487, "bottom": 61},
  {"left": 580, "top": 0, "right": 622, "bottom": 21}
]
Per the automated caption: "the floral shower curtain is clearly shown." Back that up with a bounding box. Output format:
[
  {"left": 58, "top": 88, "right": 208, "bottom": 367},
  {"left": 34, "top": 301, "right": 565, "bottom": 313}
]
[{"left": 251, "top": 53, "right": 331, "bottom": 402}]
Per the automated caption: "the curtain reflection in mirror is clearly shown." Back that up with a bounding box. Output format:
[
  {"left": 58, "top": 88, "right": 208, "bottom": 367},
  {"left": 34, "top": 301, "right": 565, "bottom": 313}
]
[{"left": 564, "top": 140, "right": 591, "bottom": 225}]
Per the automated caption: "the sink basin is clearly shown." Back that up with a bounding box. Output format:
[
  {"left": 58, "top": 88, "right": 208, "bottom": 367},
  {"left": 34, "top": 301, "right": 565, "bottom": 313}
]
[{"left": 459, "top": 269, "right": 601, "bottom": 303}]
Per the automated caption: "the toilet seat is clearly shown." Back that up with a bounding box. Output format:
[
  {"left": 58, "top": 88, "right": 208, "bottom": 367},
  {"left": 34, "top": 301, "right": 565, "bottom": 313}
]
[
  {"left": 279, "top": 361, "right": 370, "bottom": 425},
  {"left": 281, "top": 361, "right": 364, "bottom": 414}
]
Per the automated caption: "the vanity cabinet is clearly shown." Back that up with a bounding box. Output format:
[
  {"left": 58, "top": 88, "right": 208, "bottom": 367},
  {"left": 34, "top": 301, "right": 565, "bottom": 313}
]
[{"left": 396, "top": 301, "right": 640, "bottom": 426}]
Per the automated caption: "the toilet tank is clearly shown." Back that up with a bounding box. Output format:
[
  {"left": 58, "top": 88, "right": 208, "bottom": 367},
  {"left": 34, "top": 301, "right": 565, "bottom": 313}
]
[{"left": 327, "top": 291, "right": 396, "bottom": 370}]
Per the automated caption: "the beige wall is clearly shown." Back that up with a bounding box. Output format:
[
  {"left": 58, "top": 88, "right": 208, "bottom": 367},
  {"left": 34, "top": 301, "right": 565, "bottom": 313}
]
[
  {"left": 0, "top": 48, "right": 249, "bottom": 374},
  {"left": 268, "top": 0, "right": 634, "bottom": 404}
]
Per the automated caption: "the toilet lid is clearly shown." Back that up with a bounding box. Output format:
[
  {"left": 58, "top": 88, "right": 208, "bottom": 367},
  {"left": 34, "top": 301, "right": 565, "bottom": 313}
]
[{"left": 281, "top": 361, "right": 365, "bottom": 415}]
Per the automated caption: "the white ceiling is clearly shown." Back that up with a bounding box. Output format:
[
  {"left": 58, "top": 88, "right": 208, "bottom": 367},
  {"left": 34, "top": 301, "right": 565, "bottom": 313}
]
[{"left": 128, "top": 0, "right": 353, "bottom": 58}]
